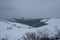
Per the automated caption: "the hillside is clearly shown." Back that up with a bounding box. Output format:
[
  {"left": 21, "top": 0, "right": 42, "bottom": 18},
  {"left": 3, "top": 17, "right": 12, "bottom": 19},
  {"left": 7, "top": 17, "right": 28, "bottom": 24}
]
[{"left": 0, "top": 18, "right": 60, "bottom": 40}]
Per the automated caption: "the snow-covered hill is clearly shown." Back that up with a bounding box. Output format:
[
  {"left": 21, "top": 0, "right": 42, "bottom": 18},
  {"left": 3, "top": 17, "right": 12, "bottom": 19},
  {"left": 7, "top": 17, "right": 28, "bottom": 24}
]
[{"left": 0, "top": 18, "right": 60, "bottom": 40}]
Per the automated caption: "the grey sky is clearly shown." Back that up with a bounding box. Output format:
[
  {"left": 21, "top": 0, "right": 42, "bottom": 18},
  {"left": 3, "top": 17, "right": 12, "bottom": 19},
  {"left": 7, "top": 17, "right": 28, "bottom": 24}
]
[{"left": 0, "top": 0, "right": 60, "bottom": 19}]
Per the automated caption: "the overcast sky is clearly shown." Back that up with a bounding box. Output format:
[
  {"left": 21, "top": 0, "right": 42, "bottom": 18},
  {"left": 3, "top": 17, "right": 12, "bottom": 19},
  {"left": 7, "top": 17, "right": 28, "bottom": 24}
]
[{"left": 0, "top": 0, "right": 60, "bottom": 19}]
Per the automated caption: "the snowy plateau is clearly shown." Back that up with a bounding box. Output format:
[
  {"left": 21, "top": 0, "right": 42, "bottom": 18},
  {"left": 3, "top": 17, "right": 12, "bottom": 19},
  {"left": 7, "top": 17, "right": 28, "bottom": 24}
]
[{"left": 0, "top": 18, "right": 60, "bottom": 40}]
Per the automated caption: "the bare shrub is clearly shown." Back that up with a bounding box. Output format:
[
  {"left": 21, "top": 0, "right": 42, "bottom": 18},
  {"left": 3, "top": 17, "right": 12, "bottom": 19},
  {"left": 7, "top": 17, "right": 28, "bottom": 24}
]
[
  {"left": 22, "top": 32, "right": 50, "bottom": 40},
  {"left": 22, "top": 32, "right": 37, "bottom": 40},
  {"left": 54, "top": 32, "right": 60, "bottom": 40},
  {"left": 1, "top": 35, "right": 8, "bottom": 40},
  {"left": 7, "top": 27, "right": 12, "bottom": 30}
]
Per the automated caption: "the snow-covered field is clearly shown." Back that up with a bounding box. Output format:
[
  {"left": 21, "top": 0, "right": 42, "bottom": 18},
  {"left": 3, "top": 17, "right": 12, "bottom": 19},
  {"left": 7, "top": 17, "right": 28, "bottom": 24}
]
[{"left": 0, "top": 18, "right": 60, "bottom": 40}]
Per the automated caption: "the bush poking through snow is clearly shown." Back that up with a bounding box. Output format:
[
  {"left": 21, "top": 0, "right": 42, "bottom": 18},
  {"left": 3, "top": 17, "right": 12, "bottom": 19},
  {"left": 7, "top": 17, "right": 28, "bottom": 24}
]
[
  {"left": 22, "top": 32, "right": 50, "bottom": 40},
  {"left": 54, "top": 32, "right": 60, "bottom": 40},
  {"left": 22, "top": 31, "right": 60, "bottom": 40},
  {"left": 22, "top": 32, "right": 37, "bottom": 40},
  {"left": 1, "top": 35, "right": 8, "bottom": 40},
  {"left": 7, "top": 27, "right": 12, "bottom": 30}
]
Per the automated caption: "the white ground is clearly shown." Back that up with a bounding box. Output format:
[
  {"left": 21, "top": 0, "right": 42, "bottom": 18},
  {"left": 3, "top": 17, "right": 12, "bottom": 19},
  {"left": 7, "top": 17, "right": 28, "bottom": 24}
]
[{"left": 0, "top": 18, "right": 60, "bottom": 40}]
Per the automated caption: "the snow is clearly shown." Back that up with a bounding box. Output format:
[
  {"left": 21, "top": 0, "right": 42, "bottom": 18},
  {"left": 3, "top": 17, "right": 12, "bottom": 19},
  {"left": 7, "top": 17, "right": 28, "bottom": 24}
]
[
  {"left": 46, "top": 18, "right": 60, "bottom": 30},
  {"left": 40, "top": 18, "right": 49, "bottom": 22},
  {"left": 0, "top": 18, "right": 60, "bottom": 40},
  {"left": 0, "top": 20, "right": 34, "bottom": 40}
]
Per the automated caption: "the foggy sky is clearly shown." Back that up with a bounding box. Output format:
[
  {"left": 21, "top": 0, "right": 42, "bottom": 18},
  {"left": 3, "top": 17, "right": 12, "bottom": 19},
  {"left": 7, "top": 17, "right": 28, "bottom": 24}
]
[{"left": 0, "top": 0, "right": 60, "bottom": 19}]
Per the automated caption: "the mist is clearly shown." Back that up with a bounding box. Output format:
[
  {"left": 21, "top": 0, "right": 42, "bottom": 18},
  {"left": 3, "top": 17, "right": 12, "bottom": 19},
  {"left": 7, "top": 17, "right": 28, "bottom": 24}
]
[{"left": 0, "top": 0, "right": 60, "bottom": 19}]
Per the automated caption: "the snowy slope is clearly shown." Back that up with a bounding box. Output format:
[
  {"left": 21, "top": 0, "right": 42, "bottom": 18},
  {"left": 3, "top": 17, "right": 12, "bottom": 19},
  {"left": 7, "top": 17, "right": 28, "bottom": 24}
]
[
  {"left": 0, "top": 20, "right": 34, "bottom": 40},
  {"left": 0, "top": 18, "right": 60, "bottom": 40}
]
